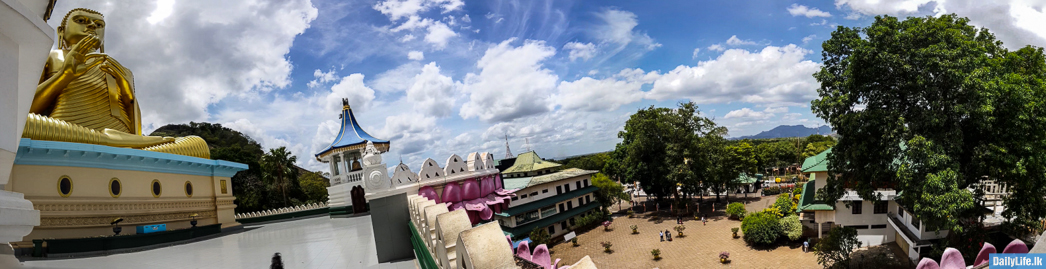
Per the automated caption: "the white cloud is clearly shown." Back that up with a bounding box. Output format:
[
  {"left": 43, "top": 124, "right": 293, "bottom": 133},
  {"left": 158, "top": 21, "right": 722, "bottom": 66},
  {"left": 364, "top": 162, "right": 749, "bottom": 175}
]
[
  {"left": 460, "top": 39, "right": 558, "bottom": 122},
  {"left": 764, "top": 106, "right": 789, "bottom": 113},
  {"left": 49, "top": 0, "right": 318, "bottom": 131},
  {"left": 726, "top": 35, "right": 757, "bottom": 46},
  {"left": 788, "top": 4, "right": 833, "bottom": 18},
  {"left": 425, "top": 21, "right": 457, "bottom": 49},
  {"left": 835, "top": 0, "right": 1046, "bottom": 50},
  {"left": 708, "top": 44, "right": 725, "bottom": 52},
  {"left": 563, "top": 42, "right": 597, "bottom": 61},
  {"left": 373, "top": 0, "right": 465, "bottom": 22},
  {"left": 461, "top": 14, "right": 472, "bottom": 23},
  {"left": 594, "top": 9, "right": 662, "bottom": 50},
  {"left": 308, "top": 69, "right": 339, "bottom": 88},
  {"left": 325, "top": 74, "right": 377, "bottom": 113},
  {"left": 375, "top": 112, "right": 442, "bottom": 156},
  {"left": 407, "top": 62, "right": 459, "bottom": 117},
  {"left": 553, "top": 77, "right": 644, "bottom": 112},
  {"left": 408, "top": 50, "right": 425, "bottom": 60},
  {"left": 692, "top": 48, "right": 701, "bottom": 58},
  {"left": 646, "top": 44, "right": 822, "bottom": 106},
  {"left": 811, "top": 19, "right": 828, "bottom": 26},
  {"left": 370, "top": 62, "right": 423, "bottom": 93},
  {"left": 400, "top": 34, "right": 416, "bottom": 42},
  {"left": 724, "top": 108, "right": 773, "bottom": 119},
  {"left": 588, "top": 70, "right": 599, "bottom": 75},
  {"left": 802, "top": 35, "right": 817, "bottom": 44},
  {"left": 146, "top": 0, "right": 175, "bottom": 24}
]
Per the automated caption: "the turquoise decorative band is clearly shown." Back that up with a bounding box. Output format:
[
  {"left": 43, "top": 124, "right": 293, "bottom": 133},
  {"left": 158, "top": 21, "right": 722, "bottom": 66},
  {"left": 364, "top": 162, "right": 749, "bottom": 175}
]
[{"left": 14, "top": 138, "right": 248, "bottom": 177}]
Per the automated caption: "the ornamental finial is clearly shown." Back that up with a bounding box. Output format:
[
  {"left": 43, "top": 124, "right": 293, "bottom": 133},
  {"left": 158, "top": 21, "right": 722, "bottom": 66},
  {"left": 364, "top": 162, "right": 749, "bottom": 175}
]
[{"left": 341, "top": 98, "right": 350, "bottom": 110}]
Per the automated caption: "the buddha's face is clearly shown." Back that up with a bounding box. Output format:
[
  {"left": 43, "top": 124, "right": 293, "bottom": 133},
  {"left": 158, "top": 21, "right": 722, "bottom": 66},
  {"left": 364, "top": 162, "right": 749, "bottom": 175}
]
[{"left": 61, "top": 11, "right": 105, "bottom": 50}]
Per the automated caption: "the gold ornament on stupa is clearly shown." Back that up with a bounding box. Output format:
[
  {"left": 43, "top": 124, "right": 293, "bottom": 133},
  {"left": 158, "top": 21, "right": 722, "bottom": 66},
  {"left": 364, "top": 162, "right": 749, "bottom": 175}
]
[{"left": 23, "top": 8, "right": 209, "bottom": 159}]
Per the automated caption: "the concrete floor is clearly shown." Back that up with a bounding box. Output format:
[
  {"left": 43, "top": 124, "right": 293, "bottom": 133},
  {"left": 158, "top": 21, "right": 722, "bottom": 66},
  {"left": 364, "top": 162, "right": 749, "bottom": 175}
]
[{"left": 9, "top": 216, "right": 416, "bottom": 269}]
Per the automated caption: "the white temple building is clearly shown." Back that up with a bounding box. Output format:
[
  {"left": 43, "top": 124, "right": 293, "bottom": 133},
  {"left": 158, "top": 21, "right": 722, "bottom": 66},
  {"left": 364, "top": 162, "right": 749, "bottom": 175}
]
[{"left": 315, "top": 98, "right": 390, "bottom": 216}]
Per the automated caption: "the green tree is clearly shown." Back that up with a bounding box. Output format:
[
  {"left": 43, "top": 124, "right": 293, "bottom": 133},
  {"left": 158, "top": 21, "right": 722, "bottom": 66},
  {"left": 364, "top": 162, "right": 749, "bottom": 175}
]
[
  {"left": 815, "top": 226, "right": 859, "bottom": 269},
  {"left": 298, "top": 170, "right": 330, "bottom": 204},
  {"left": 740, "top": 211, "right": 780, "bottom": 245},
  {"left": 262, "top": 147, "right": 300, "bottom": 208},
  {"left": 773, "top": 194, "right": 794, "bottom": 217},
  {"left": 610, "top": 102, "right": 717, "bottom": 202},
  {"left": 530, "top": 227, "right": 551, "bottom": 246},
  {"left": 811, "top": 14, "right": 1046, "bottom": 235},
  {"left": 592, "top": 173, "right": 630, "bottom": 212},
  {"left": 779, "top": 215, "right": 803, "bottom": 241},
  {"left": 726, "top": 202, "right": 747, "bottom": 219}
]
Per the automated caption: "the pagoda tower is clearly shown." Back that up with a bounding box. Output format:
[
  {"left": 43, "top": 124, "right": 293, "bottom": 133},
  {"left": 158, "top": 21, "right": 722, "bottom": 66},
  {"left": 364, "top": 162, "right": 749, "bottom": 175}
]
[{"left": 315, "top": 98, "right": 390, "bottom": 216}]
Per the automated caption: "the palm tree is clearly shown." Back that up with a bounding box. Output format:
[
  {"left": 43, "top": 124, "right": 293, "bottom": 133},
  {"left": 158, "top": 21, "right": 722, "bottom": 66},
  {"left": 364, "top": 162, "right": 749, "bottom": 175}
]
[{"left": 262, "top": 147, "right": 299, "bottom": 207}]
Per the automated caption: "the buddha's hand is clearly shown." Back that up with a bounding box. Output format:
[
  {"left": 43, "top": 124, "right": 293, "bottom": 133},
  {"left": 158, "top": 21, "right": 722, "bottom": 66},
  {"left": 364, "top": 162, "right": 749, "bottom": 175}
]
[{"left": 62, "top": 34, "right": 103, "bottom": 78}]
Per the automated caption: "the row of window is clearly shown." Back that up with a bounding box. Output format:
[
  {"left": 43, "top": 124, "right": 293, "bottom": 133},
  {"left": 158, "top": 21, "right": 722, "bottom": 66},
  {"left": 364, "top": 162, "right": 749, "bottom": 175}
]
[
  {"left": 515, "top": 194, "right": 593, "bottom": 226},
  {"left": 849, "top": 201, "right": 889, "bottom": 215},
  {"left": 511, "top": 178, "right": 590, "bottom": 202},
  {"left": 547, "top": 209, "right": 597, "bottom": 235},
  {"left": 844, "top": 224, "right": 888, "bottom": 230},
  {"left": 56, "top": 176, "right": 198, "bottom": 198}
]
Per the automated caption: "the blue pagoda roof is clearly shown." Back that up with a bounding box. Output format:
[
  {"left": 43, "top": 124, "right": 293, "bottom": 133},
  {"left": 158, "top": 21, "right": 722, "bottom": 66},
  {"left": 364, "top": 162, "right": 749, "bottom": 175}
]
[{"left": 315, "top": 104, "right": 389, "bottom": 158}]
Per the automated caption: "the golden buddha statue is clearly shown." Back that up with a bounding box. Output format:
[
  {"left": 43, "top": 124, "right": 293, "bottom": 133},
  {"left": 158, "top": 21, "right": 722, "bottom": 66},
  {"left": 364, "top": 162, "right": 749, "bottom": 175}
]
[{"left": 23, "top": 8, "right": 209, "bottom": 159}]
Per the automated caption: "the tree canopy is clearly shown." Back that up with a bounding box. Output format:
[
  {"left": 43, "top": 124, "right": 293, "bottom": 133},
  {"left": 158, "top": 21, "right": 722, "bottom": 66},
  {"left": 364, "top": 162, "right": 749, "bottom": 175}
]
[{"left": 811, "top": 14, "right": 1046, "bottom": 235}]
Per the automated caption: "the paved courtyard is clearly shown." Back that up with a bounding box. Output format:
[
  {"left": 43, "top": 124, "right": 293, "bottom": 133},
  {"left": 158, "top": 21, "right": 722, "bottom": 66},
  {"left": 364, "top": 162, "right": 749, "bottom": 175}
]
[
  {"left": 11, "top": 216, "right": 414, "bottom": 269},
  {"left": 550, "top": 196, "right": 822, "bottom": 269}
]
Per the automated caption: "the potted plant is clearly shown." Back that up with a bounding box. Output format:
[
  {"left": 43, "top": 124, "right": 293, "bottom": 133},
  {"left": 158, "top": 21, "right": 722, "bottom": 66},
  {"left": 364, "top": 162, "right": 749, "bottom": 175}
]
[
  {"left": 731, "top": 227, "right": 739, "bottom": 238},
  {"left": 719, "top": 252, "right": 730, "bottom": 263},
  {"left": 571, "top": 237, "right": 579, "bottom": 247},
  {"left": 651, "top": 249, "right": 661, "bottom": 260},
  {"left": 628, "top": 210, "right": 635, "bottom": 218},
  {"left": 674, "top": 225, "right": 686, "bottom": 237},
  {"left": 603, "top": 221, "right": 612, "bottom": 231},
  {"left": 601, "top": 241, "right": 613, "bottom": 253},
  {"left": 630, "top": 225, "right": 639, "bottom": 234}
]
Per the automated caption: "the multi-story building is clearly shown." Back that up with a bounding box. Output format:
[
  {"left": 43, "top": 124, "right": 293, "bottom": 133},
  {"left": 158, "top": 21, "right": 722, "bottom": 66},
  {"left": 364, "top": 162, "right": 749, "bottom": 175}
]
[
  {"left": 495, "top": 151, "right": 601, "bottom": 239},
  {"left": 797, "top": 147, "right": 951, "bottom": 262}
]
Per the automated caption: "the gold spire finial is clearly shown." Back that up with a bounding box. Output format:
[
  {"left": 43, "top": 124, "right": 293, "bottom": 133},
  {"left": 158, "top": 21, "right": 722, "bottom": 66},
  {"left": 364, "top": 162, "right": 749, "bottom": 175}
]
[{"left": 342, "top": 98, "right": 350, "bottom": 110}]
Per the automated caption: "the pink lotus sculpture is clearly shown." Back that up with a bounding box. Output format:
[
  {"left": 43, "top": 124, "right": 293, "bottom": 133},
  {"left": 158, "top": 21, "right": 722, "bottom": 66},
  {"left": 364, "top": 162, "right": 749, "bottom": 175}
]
[{"left": 916, "top": 239, "right": 1030, "bottom": 269}]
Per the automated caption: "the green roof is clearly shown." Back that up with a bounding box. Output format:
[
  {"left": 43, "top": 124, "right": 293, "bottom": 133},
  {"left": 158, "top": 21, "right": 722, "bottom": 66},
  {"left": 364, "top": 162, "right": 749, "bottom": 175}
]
[
  {"left": 501, "top": 168, "right": 598, "bottom": 191},
  {"left": 797, "top": 180, "right": 834, "bottom": 212},
  {"left": 503, "top": 202, "right": 601, "bottom": 239},
  {"left": 496, "top": 185, "right": 599, "bottom": 217},
  {"left": 801, "top": 148, "right": 831, "bottom": 173},
  {"left": 502, "top": 151, "right": 562, "bottom": 173}
]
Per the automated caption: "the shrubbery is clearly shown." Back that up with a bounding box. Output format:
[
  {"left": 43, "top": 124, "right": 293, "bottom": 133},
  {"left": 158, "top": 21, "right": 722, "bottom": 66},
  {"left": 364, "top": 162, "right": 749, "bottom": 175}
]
[
  {"left": 726, "top": 202, "right": 747, "bottom": 219},
  {"left": 741, "top": 211, "right": 781, "bottom": 245},
  {"left": 773, "top": 194, "right": 794, "bottom": 216},
  {"left": 761, "top": 184, "right": 796, "bottom": 195},
  {"left": 779, "top": 215, "right": 803, "bottom": 241}
]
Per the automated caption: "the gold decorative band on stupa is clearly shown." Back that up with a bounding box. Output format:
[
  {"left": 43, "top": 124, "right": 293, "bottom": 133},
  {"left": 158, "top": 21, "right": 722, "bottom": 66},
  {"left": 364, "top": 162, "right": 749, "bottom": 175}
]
[{"left": 23, "top": 113, "right": 210, "bottom": 159}]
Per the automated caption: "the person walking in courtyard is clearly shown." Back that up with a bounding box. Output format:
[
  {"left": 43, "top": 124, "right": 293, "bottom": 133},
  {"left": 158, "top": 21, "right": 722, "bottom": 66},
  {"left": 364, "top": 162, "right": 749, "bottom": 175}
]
[
  {"left": 702, "top": 214, "right": 706, "bottom": 225},
  {"left": 660, "top": 231, "right": 664, "bottom": 242},
  {"left": 666, "top": 229, "right": 672, "bottom": 241},
  {"left": 803, "top": 240, "right": 809, "bottom": 252}
]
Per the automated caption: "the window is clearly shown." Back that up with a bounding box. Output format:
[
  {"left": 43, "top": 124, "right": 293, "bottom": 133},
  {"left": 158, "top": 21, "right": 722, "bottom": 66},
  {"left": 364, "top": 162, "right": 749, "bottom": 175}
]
[
  {"left": 565, "top": 184, "right": 571, "bottom": 192},
  {"left": 569, "top": 218, "right": 576, "bottom": 226},
  {"left": 584, "top": 179, "right": 589, "bottom": 187},
  {"left": 559, "top": 204, "right": 565, "bottom": 212},
  {"left": 512, "top": 196, "right": 518, "bottom": 201},
  {"left": 543, "top": 189, "right": 548, "bottom": 193},
  {"left": 184, "top": 181, "right": 193, "bottom": 197},
  {"left": 898, "top": 206, "right": 904, "bottom": 217},
  {"left": 846, "top": 225, "right": 869, "bottom": 230},
  {"left": 109, "top": 178, "right": 122, "bottom": 198},
  {"left": 521, "top": 194, "right": 528, "bottom": 199},
  {"left": 870, "top": 224, "right": 887, "bottom": 229},
  {"left": 541, "top": 206, "right": 558, "bottom": 218},
  {"left": 151, "top": 179, "right": 162, "bottom": 198},
  {"left": 57, "top": 176, "right": 73, "bottom": 197},
  {"left": 586, "top": 196, "right": 591, "bottom": 204},
  {"left": 547, "top": 226, "right": 555, "bottom": 235},
  {"left": 567, "top": 201, "right": 573, "bottom": 210},
  {"left": 578, "top": 198, "right": 584, "bottom": 205},
  {"left": 557, "top": 186, "right": 562, "bottom": 194},
  {"left": 530, "top": 192, "right": 538, "bottom": 197},
  {"left": 561, "top": 222, "right": 567, "bottom": 230},
  {"left": 576, "top": 181, "right": 581, "bottom": 190},
  {"left": 874, "top": 202, "right": 888, "bottom": 214},
  {"left": 518, "top": 210, "right": 541, "bottom": 224},
  {"left": 911, "top": 217, "right": 921, "bottom": 230},
  {"left": 851, "top": 201, "right": 862, "bottom": 214}
]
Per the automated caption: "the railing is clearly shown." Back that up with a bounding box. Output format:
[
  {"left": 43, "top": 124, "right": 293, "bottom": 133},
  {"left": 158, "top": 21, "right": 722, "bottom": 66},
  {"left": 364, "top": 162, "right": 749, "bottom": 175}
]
[
  {"left": 234, "top": 202, "right": 328, "bottom": 219},
  {"left": 331, "top": 170, "right": 363, "bottom": 186},
  {"left": 408, "top": 220, "right": 439, "bottom": 269}
]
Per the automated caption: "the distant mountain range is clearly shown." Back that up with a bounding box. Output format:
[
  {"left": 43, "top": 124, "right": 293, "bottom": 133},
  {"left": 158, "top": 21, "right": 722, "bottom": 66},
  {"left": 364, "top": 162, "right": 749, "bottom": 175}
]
[{"left": 732, "top": 125, "right": 833, "bottom": 140}]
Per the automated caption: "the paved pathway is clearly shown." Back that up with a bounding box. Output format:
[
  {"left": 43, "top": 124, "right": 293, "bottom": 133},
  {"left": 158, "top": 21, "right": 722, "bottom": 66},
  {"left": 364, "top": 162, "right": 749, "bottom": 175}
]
[
  {"left": 11, "top": 216, "right": 414, "bottom": 269},
  {"left": 550, "top": 197, "right": 822, "bottom": 268}
]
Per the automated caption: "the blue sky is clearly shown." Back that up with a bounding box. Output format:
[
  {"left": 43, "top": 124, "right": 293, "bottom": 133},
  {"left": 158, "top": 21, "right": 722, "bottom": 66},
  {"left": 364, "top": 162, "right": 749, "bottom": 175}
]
[{"left": 50, "top": 0, "right": 1046, "bottom": 171}]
